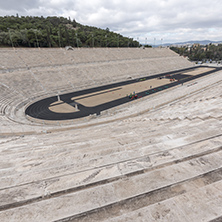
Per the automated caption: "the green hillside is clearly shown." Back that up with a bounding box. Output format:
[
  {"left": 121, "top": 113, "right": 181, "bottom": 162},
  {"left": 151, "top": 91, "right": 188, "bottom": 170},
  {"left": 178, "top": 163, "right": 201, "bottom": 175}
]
[
  {"left": 170, "top": 44, "right": 222, "bottom": 62},
  {"left": 0, "top": 15, "right": 139, "bottom": 48}
]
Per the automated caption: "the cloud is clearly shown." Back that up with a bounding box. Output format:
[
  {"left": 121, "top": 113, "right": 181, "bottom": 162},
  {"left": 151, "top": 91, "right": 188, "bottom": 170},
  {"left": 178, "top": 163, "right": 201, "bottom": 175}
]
[
  {"left": 0, "top": 0, "right": 221, "bottom": 44},
  {"left": 0, "top": 0, "right": 39, "bottom": 11}
]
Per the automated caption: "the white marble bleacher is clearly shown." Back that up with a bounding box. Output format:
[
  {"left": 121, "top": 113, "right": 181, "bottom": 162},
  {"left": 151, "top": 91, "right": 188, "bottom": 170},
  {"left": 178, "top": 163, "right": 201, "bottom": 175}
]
[
  {"left": 39, "top": 48, "right": 103, "bottom": 67},
  {"left": 93, "top": 48, "right": 119, "bottom": 62},
  {"left": 0, "top": 115, "right": 24, "bottom": 135},
  {"left": 48, "top": 49, "right": 75, "bottom": 65},
  {"left": 15, "top": 49, "right": 52, "bottom": 68},
  {"left": 65, "top": 55, "right": 192, "bottom": 90},
  {"left": 56, "top": 50, "right": 189, "bottom": 90},
  {"left": 63, "top": 66, "right": 85, "bottom": 89},
  {"left": 141, "top": 74, "right": 222, "bottom": 122},
  {"left": 0, "top": 102, "right": 218, "bottom": 172},
  {"left": 102, "top": 56, "right": 191, "bottom": 80},
  {"left": 0, "top": 49, "right": 25, "bottom": 71},
  {"left": 0, "top": 48, "right": 193, "bottom": 96},
  {"left": 0, "top": 83, "right": 22, "bottom": 115},
  {"left": 63, "top": 65, "right": 99, "bottom": 91},
  {"left": 97, "top": 62, "right": 124, "bottom": 82},
  {"left": 31, "top": 67, "right": 74, "bottom": 94},
  {"left": 0, "top": 86, "right": 221, "bottom": 221},
  {"left": 0, "top": 70, "right": 44, "bottom": 99},
  {"left": 0, "top": 47, "right": 188, "bottom": 72},
  {"left": 0, "top": 84, "right": 10, "bottom": 115},
  {"left": 0, "top": 47, "right": 207, "bottom": 129},
  {"left": 47, "top": 47, "right": 186, "bottom": 67},
  {"left": 0, "top": 98, "right": 9, "bottom": 115},
  {"left": 0, "top": 121, "right": 220, "bottom": 191},
  {"left": 0, "top": 114, "right": 49, "bottom": 135},
  {"left": 0, "top": 68, "right": 50, "bottom": 124},
  {"left": 114, "top": 47, "right": 178, "bottom": 60},
  {"left": 0, "top": 48, "right": 222, "bottom": 221},
  {"left": 99, "top": 69, "right": 222, "bottom": 125},
  {"left": 53, "top": 48, "right": 96, "bottom": 65}
]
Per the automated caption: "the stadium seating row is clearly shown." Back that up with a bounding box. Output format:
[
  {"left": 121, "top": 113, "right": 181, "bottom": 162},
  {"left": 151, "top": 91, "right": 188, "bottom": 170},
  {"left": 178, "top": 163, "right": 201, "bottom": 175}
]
[{"left": 0, "top": 48, "right": 183, "bottom": 70}]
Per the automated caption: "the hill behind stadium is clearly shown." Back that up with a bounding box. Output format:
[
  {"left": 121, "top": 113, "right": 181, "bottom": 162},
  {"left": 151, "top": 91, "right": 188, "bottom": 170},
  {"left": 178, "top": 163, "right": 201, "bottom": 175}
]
[{"left": 0, "top": 16, "right": 139, "bottom": 48}]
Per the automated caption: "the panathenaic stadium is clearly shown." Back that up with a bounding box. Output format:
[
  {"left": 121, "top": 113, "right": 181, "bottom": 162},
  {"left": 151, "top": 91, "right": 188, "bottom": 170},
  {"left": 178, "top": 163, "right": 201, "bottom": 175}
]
[{"left": 0, "top": 47, "right": 222, "bottom": 222}]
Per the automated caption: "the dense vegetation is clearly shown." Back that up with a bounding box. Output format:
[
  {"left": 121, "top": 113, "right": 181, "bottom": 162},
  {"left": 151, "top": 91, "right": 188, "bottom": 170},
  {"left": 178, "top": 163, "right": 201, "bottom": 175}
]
[
  {"left": 0, "top": 15, "right": 139, "bottom": 48},
  {"left": 170, "top": 44, "right": 222, "bottom": 62}
]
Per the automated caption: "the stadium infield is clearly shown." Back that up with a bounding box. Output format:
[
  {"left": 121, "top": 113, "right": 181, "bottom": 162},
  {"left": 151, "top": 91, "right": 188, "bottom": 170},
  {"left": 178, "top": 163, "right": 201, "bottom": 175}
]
[{"left": 25, "top": 66, "right": 220, "bottom": 121}]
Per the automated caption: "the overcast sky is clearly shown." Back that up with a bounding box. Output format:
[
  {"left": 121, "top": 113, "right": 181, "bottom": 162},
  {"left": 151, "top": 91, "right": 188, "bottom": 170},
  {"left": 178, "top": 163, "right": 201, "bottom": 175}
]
[{"left": 0, "top": 0, "right": 222, "bottom": 44}]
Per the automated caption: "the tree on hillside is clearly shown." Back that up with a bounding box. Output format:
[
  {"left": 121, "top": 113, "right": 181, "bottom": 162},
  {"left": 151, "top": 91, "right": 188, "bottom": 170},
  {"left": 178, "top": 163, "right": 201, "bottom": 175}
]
[
  {"left": 170, "top": 44, "right": 222, "bottom": 61},
  {"left": 0, "top": 16, "right": 140, "bottom": 48}
]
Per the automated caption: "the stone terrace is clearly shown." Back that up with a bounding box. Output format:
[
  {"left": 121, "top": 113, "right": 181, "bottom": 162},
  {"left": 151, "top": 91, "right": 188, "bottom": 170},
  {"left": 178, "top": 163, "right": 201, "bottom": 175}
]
[
  {"left": 0, "top": 48, "right": 192, "bottom": 93},
  {"left": 0, "top": 48, "right": 221, "bottom": 221}
]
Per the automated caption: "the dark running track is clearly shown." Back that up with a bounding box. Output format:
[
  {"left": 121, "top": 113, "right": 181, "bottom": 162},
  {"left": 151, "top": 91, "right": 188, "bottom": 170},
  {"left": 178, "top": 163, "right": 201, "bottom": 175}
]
[{"left": 25, "top": 66, "right": 221, "bottom": 121}]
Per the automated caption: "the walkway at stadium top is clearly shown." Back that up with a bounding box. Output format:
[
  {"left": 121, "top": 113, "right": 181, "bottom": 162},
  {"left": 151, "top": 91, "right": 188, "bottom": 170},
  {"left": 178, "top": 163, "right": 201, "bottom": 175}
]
[{"left": 0, "top": 48, "right": 222, "bottom": 222}]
